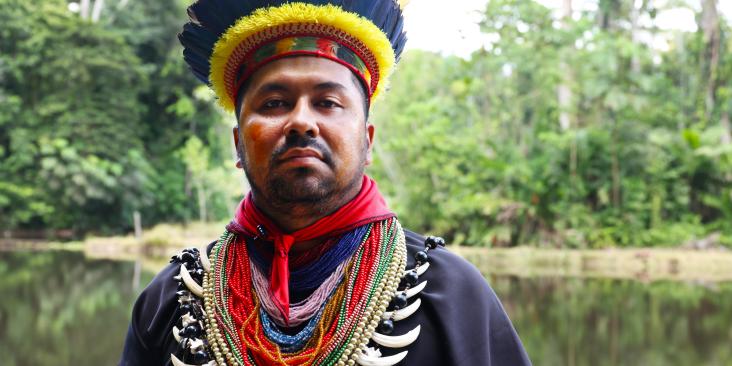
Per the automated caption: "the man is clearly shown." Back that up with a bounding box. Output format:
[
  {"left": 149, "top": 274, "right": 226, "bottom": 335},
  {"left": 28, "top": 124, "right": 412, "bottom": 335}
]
[{"left": 120, "top": 0, "right": 531, "bottom": 365}]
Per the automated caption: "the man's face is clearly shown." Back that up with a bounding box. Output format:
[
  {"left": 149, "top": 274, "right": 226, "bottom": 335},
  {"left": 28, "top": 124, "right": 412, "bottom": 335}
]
[{"left": 235, "top": 57, "right": 374, "bottom": 210}]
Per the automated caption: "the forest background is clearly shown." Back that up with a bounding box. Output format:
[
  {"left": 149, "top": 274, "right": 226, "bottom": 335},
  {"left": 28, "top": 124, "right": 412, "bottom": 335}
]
[{"left": 1, "top": 0, "right": 731, "bottom": 249}]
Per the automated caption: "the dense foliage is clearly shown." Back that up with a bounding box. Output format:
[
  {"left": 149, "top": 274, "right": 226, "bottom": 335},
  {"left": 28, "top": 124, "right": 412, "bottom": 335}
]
[
  {"left": 0, "top": 0, "right": 238, "bottom": 235},
  {"left": 1, "top": 0, "right": 730, "bottom": 247},
  {"left": 371, "top": 0, "right": 732, "bottom": 247}
]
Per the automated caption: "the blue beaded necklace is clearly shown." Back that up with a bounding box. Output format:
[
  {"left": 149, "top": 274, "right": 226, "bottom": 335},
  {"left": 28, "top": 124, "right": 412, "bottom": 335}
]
[
  {"left": 247, "top": 224, "right": 369, "bottom": 290},
  {"left": 259, "top": 297, "right": 327, "bottom": 352}
]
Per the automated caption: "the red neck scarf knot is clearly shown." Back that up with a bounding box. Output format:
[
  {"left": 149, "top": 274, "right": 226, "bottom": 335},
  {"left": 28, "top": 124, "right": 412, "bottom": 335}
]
[
  {"left": 226, "top": 175, "right": 394, "bottom": 325},
  {"left": 276, "top": 236, "right": 294, "bottom": 258}
]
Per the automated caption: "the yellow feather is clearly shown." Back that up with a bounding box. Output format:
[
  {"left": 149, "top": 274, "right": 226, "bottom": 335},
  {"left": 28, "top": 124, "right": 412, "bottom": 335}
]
[
  {"left": 275, "top": 38, "right": 296, "bottom": 54},
  {"left": 209, "top": 3, "right": 396, "bottom": 112}
]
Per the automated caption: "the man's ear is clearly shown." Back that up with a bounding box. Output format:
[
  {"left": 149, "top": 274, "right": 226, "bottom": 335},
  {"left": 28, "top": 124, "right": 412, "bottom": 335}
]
[
  {"left": 365, "top": 123, "right": 375, "bottom": 166},
  {"left": 233, "top": 126, "right": 242, "bottom": 169}
]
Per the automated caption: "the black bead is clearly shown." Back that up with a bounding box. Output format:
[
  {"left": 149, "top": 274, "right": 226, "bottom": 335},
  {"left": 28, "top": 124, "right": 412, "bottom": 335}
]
[
  {"left": 403, "top": 270, "right": 419, "bottom": 287},
  {"left": 391, "top": 292, "right": 408, "bottom": 309},
  {"left": 257, "top": 225, "right": 267, "bottom": 237},
  {"left": 425, "top": 236, "right": 445, "bottom": 249},
  {"left": 181, "top": 324, "right": 200, "bottom": 337},
  {"left": 378, "top": 319, "right": 394, "bottom": 334},
  {"left": 414, "top": 250, "right": 429, "bottom": 263},
  {"left": 192, "top": 351, "right": 209, "bottom": 363},
  {"left": 181, "top": 252, "right": 196, "bottom": 264},
  {"left": 179, "top": 303, "right": 193, "bottom": 314}
]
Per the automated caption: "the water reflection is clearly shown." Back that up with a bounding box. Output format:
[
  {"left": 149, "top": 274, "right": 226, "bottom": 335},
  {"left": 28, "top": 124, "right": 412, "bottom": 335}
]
[
  {"left": 1, "top": 250, "right": 731, "bottom": 366},
  {"left": 0, "top": 250, "right": 153, "bottom": 366},
  {"left": 492, "top": 276, "right": 732, "bottom": 366}
]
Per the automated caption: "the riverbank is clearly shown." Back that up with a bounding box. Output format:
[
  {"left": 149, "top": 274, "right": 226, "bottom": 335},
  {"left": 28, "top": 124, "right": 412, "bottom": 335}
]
[
  {"left": 456, "top": 246, "right": 732, "bottom": 283},
  {"left": 80, "top": 221, "right": 228, "bottom": 261},
  {"left": 5, "top": 221, "right": 732, "bottom": 282}
]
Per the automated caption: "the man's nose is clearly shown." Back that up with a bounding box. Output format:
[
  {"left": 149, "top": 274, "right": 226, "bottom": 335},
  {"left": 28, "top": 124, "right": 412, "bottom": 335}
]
[{"left": 283, "top": 100, "right": 319, "bottom": 138}]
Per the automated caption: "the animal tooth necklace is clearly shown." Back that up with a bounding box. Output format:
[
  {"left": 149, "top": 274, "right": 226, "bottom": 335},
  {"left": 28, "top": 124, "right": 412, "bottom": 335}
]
[{"left": 202, "top": 218, "right": 406, "bottom": 365}]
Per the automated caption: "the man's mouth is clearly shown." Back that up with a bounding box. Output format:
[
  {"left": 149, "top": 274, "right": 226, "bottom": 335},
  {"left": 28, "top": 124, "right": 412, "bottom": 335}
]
[
  {"left": 280, "top": 148, "right": 322, "bottom": 160},
  {"left": 278, "top": 148, "right": 324, "bottom": 165}
]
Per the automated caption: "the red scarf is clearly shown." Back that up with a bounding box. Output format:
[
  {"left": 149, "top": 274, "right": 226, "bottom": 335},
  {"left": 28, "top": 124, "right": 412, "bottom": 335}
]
[{"left": 226, "top": 175, "right": 394, "bottom": 324}]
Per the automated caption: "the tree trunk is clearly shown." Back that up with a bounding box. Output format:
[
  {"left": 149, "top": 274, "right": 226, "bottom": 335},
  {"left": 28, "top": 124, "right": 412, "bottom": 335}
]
[
  {"left": 610, "top": 112, "right": 621, "bottom": 208},
  {"left": 559, "top": 0, "right": 577, "bottom": 181},
  {"left": 558, "top": 0, "right": 573, "bottom": 132},
  {"left": 722, "top": 108, "right": 731, "bottom": 183},
  {"left": 91, "top": 0, "right": 105, "bottom": 23},
  {"left": 629, "top": 0, "right": 644, "bottom": 74},
  {"left": 722, "top": 109, "right": 731, "bottom": 145},
  {"left": 80, "top": 0, "right": 90, "bottom": 19},
  {"left": 701, "top": 0, "right": 720, "bottom": 121}
]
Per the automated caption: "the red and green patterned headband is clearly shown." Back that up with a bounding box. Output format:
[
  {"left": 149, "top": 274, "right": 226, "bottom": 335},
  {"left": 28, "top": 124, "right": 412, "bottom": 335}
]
[{"left": 232, "top": 34, "right": 375, "bottom": 105}]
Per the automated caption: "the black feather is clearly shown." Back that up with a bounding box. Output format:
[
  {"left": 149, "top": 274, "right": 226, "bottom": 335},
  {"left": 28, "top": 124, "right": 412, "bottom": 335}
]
[
  {"left": 188, "top": 0, "right": 231, "bottom": 35},
  {"left": 348, "top": 0, "right": 379, "bottom": 19},
  {"left": 371, "top": 0, "right": 392, "bottom": 29},
  {"left": 381, "top": 6, "right": 398, "bottom": 38},
  {"left": 179, "top": 23, "right": 217, "bottom": 60},
  {"left": 390, "top": 17, "right": 405, "bottom": 48},
  {"left": 184, "top": 50, "right": 211, "bottom": 83}
]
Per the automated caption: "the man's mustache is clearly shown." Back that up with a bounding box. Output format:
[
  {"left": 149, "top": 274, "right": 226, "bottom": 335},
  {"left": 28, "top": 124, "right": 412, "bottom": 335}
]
[{"left": 271, "top": 135, "right": 334, "bottom": 167}]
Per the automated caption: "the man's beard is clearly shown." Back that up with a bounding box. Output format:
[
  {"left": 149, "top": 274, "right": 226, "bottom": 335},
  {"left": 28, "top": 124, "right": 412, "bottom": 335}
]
[
  {"left": 241, "top": 134, "right": 366, "bottom": 211},
  {"left": 269, "top": 167, "right": 336, "bottom": 204}
]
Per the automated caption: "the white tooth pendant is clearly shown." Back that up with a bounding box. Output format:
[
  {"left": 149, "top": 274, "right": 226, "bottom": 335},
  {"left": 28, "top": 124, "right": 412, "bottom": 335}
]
[
  {"left": 356, "top": 347, "right": 408, "bottom": 366},
  {"left": 405, "top": 280, "right": 427, "bottom": 299},
  {"left": 372, "top": 325, "right": 421, "bottom": 348},
  {"left": 179, "top": 264, "right": 204, "bottom": 298},
  {"left": 382, "top": 298, "right": 421, "bottom": 321},
  {"left": 170, "top": 354, "right": 190, "bottom": 366},
  {"left": 180, "top": 312, "right": 197, "bottom": 327},
  {"left": 170, "top": 354, "right": 217, "bottom": 366},
  {"left": 403, "top": 262, "right": 429, "bottom": 277},
  {"left": 172, "top": 326, "right": 182, "bottom": 343},
  {"left": 199, "top": 248, "right": 211, "bottom": 272}
]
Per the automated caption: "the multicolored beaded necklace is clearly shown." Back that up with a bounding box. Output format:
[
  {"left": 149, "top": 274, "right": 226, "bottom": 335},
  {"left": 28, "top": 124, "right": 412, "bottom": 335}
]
[
  {"left": 202, "top": 217, "right": 407, "bottom": 365},
  {"left": 251, "top": 258, "right": 348, "bottom": 328}
]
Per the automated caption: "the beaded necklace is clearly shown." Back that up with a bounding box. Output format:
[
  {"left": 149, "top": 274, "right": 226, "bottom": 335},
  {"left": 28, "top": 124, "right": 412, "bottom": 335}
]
[
  {"left": 202, "top": 217, "right": 406, "bottom": 365},
  {"left": 247, "top": 225, "right": 370, "bottom": 291},
  {"left": 251, "top": 257, "right": 348, "bottom": 327}
]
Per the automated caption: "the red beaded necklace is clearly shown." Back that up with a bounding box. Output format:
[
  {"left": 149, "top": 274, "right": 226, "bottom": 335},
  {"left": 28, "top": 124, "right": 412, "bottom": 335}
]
[{"left": 204, "top": 218, "right": 406, "bottom": 365}]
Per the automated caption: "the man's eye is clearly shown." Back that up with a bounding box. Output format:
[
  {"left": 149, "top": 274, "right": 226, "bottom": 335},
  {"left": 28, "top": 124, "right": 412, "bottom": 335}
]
[
  {"left": 263, "top": 100, "right": 286, "bottom": 109},
  {"left": 318, "top": 100, "right": 340, "bottom": 109}
]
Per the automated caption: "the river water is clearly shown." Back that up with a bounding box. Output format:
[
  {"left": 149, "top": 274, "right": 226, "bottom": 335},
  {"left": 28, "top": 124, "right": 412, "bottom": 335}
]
[{"left": 1, "top": 249, "right": 730, "bottom": 366}]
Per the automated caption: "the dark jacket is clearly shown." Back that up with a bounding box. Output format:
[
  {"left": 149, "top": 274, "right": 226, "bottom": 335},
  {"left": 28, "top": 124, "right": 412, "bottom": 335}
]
[{"left": 120, "top": 229, "right": 531, "bottom": 366}]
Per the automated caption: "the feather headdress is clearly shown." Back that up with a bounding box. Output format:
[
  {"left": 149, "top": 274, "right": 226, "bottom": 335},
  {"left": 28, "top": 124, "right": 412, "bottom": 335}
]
[{"left": 179, "top": 0, "right": 408, "bottom": 112}]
